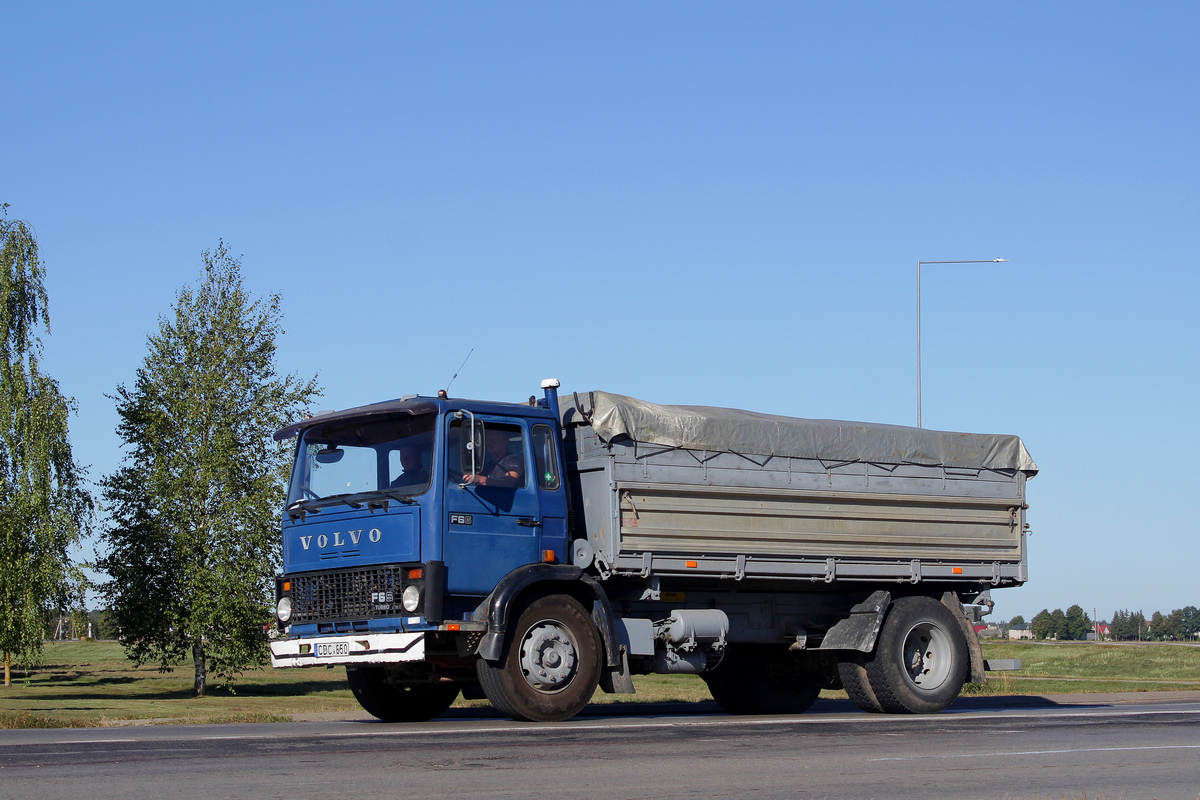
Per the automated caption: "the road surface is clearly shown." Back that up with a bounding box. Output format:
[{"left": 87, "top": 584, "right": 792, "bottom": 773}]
[{"left": 3, "top": 694, "right": 1199, "bottom": 800}]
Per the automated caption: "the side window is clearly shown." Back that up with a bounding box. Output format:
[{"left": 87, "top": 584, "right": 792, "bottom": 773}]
[
  {"left": 532, "top": 425, "right": 561, "bottom": 491},
  {"left": 448, "top": 420, "right": 527, "bottom": 489}
]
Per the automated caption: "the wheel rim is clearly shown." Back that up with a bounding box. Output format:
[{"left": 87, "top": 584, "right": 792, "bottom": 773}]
[
  {"left": 518, "top": 619, "right": 578, "bottom": 693},
  {"left": 900, "top": 621, "right": 953, "bottom": 691}
]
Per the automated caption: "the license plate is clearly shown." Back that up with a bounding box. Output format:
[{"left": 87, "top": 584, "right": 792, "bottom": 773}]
[{"left": 316, "top": 641, "right": 350, "bottom": 658}]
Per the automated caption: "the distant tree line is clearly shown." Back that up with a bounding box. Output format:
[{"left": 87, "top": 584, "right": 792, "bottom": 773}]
[
  {"left": 1023, "top": 605, "right": 1200, "bottom": 641},
  {"left": 1109, "top": 607, "right": 1200, "bottom": 641},
  {"left": 1029, "top": 605, "right": 1093, "bottom": 640}
]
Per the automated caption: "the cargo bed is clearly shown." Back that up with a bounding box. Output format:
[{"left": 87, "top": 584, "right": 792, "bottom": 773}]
[{"left": 562, "top": 392, "right": 1033, "bottom": 587}]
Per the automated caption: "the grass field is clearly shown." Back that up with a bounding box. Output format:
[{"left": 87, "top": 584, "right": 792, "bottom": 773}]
[
  {"left": 0, "top": 640, "right": 714, "bottom": 728},
  {"left": 2, "top": 639, "right": 1198, "bottom": 728},
  {"left": 963, "top": 639, "right": 1200, "bottom": 696}
]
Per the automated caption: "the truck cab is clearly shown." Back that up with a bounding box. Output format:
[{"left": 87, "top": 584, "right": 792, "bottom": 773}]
[
  {"left": 271, "top": 383, "right": 594, "bottom": 720},
  {"left": 272, "top": 388, "right": 568, "bottom": 637}
]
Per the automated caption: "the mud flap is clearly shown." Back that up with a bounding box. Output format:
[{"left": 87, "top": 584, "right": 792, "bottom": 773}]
[
  {"left": 599, "top": 648, "right": 635, "bottom": 694},
  {"left": 819, "top": 590, "right": 891, "bottom": 652}
]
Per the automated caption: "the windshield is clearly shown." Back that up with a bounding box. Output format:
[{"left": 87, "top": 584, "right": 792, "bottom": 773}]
[{"left": 287, "top": 413, "right": 436, "bottom": 508}]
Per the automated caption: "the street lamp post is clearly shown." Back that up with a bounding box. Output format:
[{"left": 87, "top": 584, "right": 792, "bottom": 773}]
[{"left": 917, "top": 258, "right": 1007, "bottom": 428}]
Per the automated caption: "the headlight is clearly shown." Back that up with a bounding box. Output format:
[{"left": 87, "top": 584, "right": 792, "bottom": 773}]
[
  {"left": 401, "top": 585, "right": 421, "bottom": 612},
  {"left": 276, "top": 596, "right": 292, "bottom": 623}
]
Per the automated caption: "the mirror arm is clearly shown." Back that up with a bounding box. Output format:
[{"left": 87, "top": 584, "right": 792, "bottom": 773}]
[{"left": 459, "top": 409, "right": 479, "bottom": 488}]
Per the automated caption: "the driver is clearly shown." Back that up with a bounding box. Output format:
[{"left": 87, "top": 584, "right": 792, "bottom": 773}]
[
  {"left": 391, "top": 435, "right": 432, "bottom": 489},
  {"left": 462, "top": 429, "right": 524, "bottom": 488}
]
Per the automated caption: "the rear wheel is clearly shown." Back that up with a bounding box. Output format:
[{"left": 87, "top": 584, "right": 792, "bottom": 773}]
[
  {"left": 865, "top": 596, "right": 967, "bottom": 714},
  {"left": 477, "top": 593, "right": 602, "bottom": 722},
  {"left": 346, "top": 666, "right": 460, "bottom": 722},
  {"left": 836, "top": 655, "right": 884, "bottom": 713},
  {"left": 703, "top": 649, "right": 821, "bottom": 715}
]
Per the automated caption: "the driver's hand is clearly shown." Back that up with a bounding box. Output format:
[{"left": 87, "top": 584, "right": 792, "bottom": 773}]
[{"left": 462, "top": 473, "right": 482, "bottom": 486}]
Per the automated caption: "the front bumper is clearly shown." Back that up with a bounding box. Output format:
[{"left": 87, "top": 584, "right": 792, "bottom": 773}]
[{"left": 270, "top": 632, "right": 425, "bottom": 668}]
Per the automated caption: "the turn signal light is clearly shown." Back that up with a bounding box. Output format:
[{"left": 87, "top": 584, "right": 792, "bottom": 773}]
[
  {"left": 282, "top": 581, "right": 291, "bottom": 591},
  {"left": 446, "top": 624, "right": 461, "bottom": 631},
  {"left": 952, "top": 567, "right": 963, "bottom": 574},
  {"left": 686, "top": 561, "right": 698, "bottom": 568},
  {"left": 408, "top": 568, "right": 423, "bottom": 580},
  {"left": 542, "top": 550, "right": 556, "bottom": 563}
]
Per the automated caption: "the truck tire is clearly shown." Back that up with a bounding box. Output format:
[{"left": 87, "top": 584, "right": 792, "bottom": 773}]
[
  {"left": 476, "top": 593, "right": 602, "bottom": 722},
  {"left": 865, "top": 596, "right": 968, "bottom": 714},
  {"left": 345, "top": 666, "right": 460, "bottom": 722},
  {"left": 703, "top": 650, "right": 821, "bottom": 715},
  {"left": 836, "top": 655, "right": 884, "bottom": 713}
]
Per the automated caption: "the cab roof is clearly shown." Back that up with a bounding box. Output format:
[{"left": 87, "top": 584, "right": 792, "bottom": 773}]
[{"left": 273, "top": 395, "right": 555, "bottom": 441}]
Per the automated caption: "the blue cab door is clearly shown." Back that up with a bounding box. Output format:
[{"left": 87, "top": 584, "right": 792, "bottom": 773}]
[
  {"left": 442, "top": 416, "right": 543, "bottom": 595},
  {"left": 530, "top": 422, "right": 568, "bottom": 564}
]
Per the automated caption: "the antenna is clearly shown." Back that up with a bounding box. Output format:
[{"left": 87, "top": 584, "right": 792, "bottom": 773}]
[{"left": 444, "top": 348, "right": 474, "bottom": 394}]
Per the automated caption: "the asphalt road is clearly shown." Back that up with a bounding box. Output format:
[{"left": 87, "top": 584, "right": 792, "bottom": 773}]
[{"left": 3, "top": 696, "right": 1200, "bottom": 800}]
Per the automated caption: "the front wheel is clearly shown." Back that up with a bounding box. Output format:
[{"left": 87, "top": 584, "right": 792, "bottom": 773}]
[
  {"left": 865, "top": 596, "right": 968, "bottom": 714},
  {"left": 477, "top": 593, "right": 602, "bottom": 722},
  {"left": 346, "top": 666, "right": 460, "bottom": 722}
]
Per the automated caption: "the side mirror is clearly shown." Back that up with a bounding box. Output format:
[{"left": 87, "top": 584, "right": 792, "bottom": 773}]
[{"left": 460, "top": 417, "right": 485, "bottom": 479}]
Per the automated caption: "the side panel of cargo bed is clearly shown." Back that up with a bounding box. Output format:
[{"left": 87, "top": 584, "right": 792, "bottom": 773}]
[
  {"left": 618, "top": 482, "right": 1021, "bottom": 561},
  {"left": 565, "top": 427, "right": 1029, "bottom": 586}
]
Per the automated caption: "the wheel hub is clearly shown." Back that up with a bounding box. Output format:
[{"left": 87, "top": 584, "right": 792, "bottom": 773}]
[
  {"left": 519, "top": 621, "right": 578, "bottom": 692},
  {"left": 901, "top": 621, "right": 952, "bottom": 690}
]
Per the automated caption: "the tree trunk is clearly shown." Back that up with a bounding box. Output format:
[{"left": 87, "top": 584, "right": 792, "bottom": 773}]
[
  {"left": 3, "top": 651, "right": 10, "bottom": 687},
  {"left": 192, "top": 636, "right": 207, "bottom": 697}
]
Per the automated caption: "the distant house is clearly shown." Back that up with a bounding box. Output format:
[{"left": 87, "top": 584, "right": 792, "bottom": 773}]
[
  {"left": 1008, "top": 623, "right": 1034, "bottom": 640},
  {"left": 1094, "top": 623, "right": 1111, "bottom": 641}
]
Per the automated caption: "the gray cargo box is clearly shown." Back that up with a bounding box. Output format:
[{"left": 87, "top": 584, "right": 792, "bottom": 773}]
[{"left": 562, "top": 392, "right": 1034, "bottom": 587}]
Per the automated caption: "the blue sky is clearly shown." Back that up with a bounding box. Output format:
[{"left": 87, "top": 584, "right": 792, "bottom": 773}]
[{"left": 3, "top": 3, "right": 1198, "bottom": 621}]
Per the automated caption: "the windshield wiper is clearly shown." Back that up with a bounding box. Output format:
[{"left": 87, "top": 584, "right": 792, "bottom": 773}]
[
  {"left": 327, "top": 493, "right": 364, "bottom": 509},
  {"left": 347, "top": 489, "right": 418, "bottom": 510},
  {"left": 376, "top": 490, "right": 418, "bottom": 506},
  {"left": 288, "top": 490, "right": 419, "bottom": 519},
  {"left": 286, "top": 498, "right": 323, "bottom": 521}
]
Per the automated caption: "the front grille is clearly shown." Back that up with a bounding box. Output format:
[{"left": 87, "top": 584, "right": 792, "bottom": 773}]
[{"left": 289, "top": 565, "right": 409, "bottom": 624}]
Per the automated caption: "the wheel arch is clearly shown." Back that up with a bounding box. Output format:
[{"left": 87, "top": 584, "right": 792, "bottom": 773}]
[{"left": 477, "top": 563, "right": 619, "bottom": 668}]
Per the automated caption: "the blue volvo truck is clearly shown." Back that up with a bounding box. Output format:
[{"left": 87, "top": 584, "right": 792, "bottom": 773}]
[{"left": 270, "top": 380, "right": 1035, "bottom": 722}]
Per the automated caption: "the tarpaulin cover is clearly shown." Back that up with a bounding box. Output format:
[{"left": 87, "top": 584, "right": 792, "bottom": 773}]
[{"left": 561, "top": 391, "right": 1037, "bottom": 476}]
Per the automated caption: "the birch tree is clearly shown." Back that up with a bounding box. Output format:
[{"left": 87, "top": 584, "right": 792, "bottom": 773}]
[
  {"left": 0, "top": 205, "right": 91, "bottom": 686},
  {"left": 98, "top": 242, "right": 318, "bottom": 696}
]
